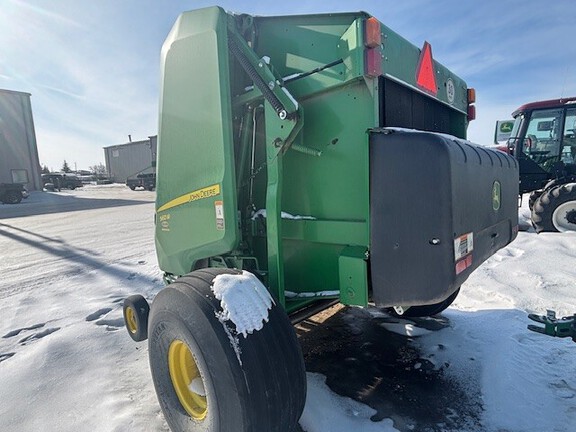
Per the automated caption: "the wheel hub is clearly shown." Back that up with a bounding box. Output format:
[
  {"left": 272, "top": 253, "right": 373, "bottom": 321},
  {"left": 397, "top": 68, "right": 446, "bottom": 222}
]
[
  {"left": 567, "top": 209, "right": 576, "bottom": 225},
  {"left": 125, "top": 307, "right": 138, "bottom": 334},
  {"left": 552, "top": 201, "right": 576, "bottom": 232},
  {"left": 168, "top": 340, "right": 208, "bottom": 420}
]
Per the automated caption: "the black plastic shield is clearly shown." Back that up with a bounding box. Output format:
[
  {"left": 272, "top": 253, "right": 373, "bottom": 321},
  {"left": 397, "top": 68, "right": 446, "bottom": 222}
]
[{"left": 369, "top": 129, "right": 519, "bottom": 307}]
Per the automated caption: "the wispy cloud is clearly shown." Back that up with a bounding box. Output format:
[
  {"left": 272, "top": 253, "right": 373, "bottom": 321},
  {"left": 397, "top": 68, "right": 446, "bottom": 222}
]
[{"left": 1, "top": 0, "right": 574, "bottom": 167}]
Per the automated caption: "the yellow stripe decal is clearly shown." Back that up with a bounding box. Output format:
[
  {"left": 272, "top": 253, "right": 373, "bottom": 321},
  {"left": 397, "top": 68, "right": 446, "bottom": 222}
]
[{"left": 157, "top": 184, "right": 221, "bottom": 213}]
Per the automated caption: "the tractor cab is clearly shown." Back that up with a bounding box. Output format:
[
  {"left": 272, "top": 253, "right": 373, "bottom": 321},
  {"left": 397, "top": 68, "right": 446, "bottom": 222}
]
[{"left": 505, "top": 98, "right": 576, "bottom": 193}]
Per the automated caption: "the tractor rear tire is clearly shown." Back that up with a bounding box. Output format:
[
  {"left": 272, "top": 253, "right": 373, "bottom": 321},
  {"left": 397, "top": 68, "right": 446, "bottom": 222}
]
[
  {"left": 148, "top": 268, "right": 306, "bottom": 432},
  {"left": 531, "top": 183, "right": 576, "bottom": 232},
  {"left": 390, "top": 288, "right": 460, "bottom": 318},
  {"left": 528, "top": 190, "right": 543, "bottom": 211}
]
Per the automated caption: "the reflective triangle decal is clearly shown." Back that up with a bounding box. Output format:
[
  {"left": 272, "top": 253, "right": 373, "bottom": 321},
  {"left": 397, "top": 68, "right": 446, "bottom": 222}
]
[{"left": 416, "top": 41, "right": 437, "bottom": 95}]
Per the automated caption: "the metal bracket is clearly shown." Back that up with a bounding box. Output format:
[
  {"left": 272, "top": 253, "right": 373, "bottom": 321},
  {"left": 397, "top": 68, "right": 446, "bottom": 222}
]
[{"left": 527, "top": 310, "right": 576, "bottom": 342}]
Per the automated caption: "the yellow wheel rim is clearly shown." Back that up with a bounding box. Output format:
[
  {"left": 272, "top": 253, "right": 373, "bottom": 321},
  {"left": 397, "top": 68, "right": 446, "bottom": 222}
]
[
  {"left": 125, "top": 307, "right": 138, "bottom": 334},
  {"left": 168, "top": 340, "right": 208, "bottom": 420}
]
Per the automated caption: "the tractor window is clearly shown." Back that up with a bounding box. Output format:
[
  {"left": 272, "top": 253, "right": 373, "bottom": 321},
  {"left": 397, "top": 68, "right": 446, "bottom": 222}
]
[
  {"left": 523, "top": 108, "right": 563, "bottom": 168},
  {"left": 561, "top": 108, "right": 576, "bottom": 163},
  {"left": 507, "top": 114, "right": 525, "bottom": 150}
]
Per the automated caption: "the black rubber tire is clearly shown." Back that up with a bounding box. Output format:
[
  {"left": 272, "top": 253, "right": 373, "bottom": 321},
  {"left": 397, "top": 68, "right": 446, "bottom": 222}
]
[
  {"left": 129, "top": 185, "right": 136, "bottom": 190},
  {"left": 148, "top": 268, "right": 306, "bottom": 432},
  {"left": 1, "top": 190, "right": 23, "bottom": 204},
  {"left": 532, "top": 183, "right": 576, "bottom": 233},
  {"left": 123, "top": 294, "right": 150, "bottom": 342},
  {"left": 390, "top": 288, "right": 460, "bottom": 318},
  {"left": 528, "top": 190, "right": 543, "bottom": 211}
]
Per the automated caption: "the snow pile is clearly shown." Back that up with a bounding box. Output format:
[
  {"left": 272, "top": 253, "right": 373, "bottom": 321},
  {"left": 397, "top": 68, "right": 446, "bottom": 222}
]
[{"left": 211, "top": 270, "right": 274, "bottom": 337}]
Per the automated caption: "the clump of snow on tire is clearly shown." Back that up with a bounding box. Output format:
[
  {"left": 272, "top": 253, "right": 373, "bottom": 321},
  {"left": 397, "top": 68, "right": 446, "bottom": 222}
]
[{"left": 211, "top": 271, "right": 275, "bottom": 337}]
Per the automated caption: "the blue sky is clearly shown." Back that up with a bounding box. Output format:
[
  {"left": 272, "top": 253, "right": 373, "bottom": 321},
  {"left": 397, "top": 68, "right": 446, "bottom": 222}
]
[{"left": 1, "top": 0, "right": 574, "bottom": 171}]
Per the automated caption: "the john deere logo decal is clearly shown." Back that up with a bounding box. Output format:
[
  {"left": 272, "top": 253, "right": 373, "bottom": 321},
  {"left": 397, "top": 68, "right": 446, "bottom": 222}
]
[
  {"left": 500, "top": 122, "right": 513, "bottom": 133},
  {"left": 492, "top": 181, "right": 501, "bottom": 211}
]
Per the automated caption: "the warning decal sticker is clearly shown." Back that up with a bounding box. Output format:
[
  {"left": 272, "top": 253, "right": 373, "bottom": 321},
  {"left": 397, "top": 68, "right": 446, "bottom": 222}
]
[
  {"left": 215, "top": 201, "right": 225, "bottom": 230},
  {"left": 454, "top": 232, "right": 474, "bottom": 261}
]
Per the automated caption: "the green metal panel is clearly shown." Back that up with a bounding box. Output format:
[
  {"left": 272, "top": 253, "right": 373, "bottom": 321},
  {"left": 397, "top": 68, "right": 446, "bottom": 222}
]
[
  {"left": 228, "top": 14, "right": 376, "bottom": 304},
  {"left": 338, "top": 246, "right": 369, "bottom": 306},
  {"left": 252, "top": 13, "right": 368, "bottom": 98},
  {"left": 283, "top": 241, "right": 343, "bottom": 304},
  {"left": 155, "top": 7, "right": 238, "bottom": 276}
]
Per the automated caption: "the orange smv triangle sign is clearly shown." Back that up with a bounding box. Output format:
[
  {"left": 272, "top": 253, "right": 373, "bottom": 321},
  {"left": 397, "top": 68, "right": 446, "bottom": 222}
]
[{"left": 416, "top": 41, "right": 437, "bottom": 95}]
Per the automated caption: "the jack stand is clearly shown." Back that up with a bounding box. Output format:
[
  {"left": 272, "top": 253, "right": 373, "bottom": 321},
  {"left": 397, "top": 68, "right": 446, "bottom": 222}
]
[{"left": 528, "top": 310, "right": 576, "bottom": 342}]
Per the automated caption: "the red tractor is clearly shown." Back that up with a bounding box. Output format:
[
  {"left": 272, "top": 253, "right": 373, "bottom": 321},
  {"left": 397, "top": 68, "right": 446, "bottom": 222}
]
[{"left": 497, "top": 97, "right": 576, "bottom": 232}]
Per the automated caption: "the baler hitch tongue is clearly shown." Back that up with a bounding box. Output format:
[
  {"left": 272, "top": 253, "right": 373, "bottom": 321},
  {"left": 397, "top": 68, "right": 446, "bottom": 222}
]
[{"left": 527, "top": 310, "right": 576, "bottom": 342}]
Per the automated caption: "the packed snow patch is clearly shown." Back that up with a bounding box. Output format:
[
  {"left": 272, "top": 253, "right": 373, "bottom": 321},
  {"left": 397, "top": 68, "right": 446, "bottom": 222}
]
[
  {"left": 285, "top": 290, "right": 339, "bottom": 298},
  {"left": 252, "top": 209, "right": 316, "bottom": 220},
  {"left": 300, "top": 373, "right": 398, "bottom": 432},
  {"left": 211, "top": 271, "right": 274, "bottom": 338},
  {"left": 379, "top": 321, "right": 432, "bottom": 337},
  {"left": 188, "top": 378, "right": 206, "bottom": 397}
]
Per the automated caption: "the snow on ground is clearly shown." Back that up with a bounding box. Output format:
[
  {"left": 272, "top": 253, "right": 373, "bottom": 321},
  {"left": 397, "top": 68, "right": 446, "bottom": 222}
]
[{"left": 0, "top": 186, "right": 575, "bottom": 432}]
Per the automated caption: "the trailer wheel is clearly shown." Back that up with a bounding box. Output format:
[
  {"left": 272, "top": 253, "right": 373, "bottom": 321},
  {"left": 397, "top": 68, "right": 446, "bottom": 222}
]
[
  {"left": 390, "top": 288, "right": 460, "bottom": 318},
  {"left": 123, "top": 294, "right": 150, "bottom": 342},
  {"left": 1, "top": 190, "right": 23, "bottom": 204},
  {"left": 148, "top": 268, "right": 306, "bottom": 432},
  {"left": 532, "top": 183, "right": 576, "bottom": 232}
]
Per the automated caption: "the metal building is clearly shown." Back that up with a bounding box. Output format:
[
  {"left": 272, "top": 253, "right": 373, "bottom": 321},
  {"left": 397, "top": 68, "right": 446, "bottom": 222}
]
[
  {"left": 0, "top": 89, "right": 42, "bottom": 191},
  {"left": 104, "top": 135, "right": 157, "bottom": 183}
]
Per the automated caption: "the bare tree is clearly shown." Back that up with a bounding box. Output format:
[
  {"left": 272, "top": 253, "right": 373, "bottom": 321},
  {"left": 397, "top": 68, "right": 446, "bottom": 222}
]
[{"left": 89, "top": 163, "right": 108, "bottom": 179}]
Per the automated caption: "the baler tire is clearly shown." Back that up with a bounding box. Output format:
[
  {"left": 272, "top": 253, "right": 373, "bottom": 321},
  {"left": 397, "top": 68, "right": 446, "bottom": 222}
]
[
  {"left": 148, "top": 268, "right": 306, "bottom": 432},
  {"left": 532, "top": 183, "right": 576, "bottom": 233},
  {"left": 123, "top": 294, "right": 150, "bottom": 342},
  {"left": 391, "top": 288, "right": 460, "bottom": 318}
]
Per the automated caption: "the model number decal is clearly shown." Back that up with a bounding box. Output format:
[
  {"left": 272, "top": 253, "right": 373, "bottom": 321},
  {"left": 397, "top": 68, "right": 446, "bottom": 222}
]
[
  {"left": 157, "top": 184, "right": 221, "bottom": 213},
  {"left": 159, "top": 213, "right": 171, "bottom": 232}
]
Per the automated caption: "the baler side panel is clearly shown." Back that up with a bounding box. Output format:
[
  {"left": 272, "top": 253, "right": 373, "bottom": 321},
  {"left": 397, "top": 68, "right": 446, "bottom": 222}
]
[{"left": 155, "top": 7, "right": 239, "bottom": 276}]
